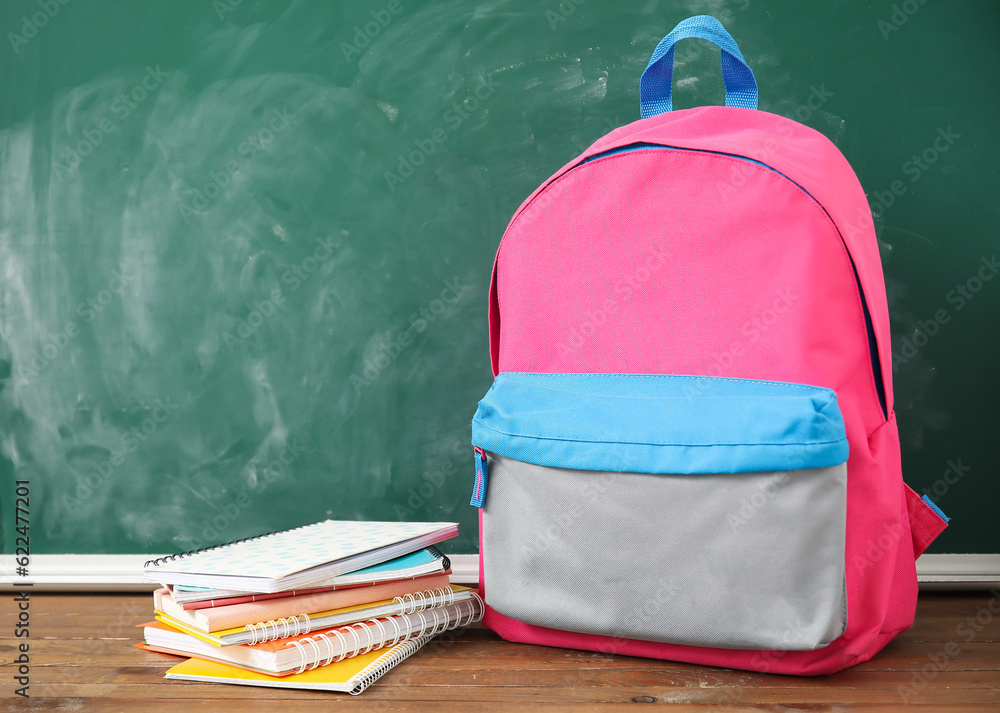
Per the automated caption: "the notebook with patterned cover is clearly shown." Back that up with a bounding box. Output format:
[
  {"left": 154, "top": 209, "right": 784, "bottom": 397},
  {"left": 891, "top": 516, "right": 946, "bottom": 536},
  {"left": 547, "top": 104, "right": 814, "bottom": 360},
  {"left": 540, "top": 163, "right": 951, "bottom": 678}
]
[{"left": 144, "top": 520, "right": 458, "bottom": 592}]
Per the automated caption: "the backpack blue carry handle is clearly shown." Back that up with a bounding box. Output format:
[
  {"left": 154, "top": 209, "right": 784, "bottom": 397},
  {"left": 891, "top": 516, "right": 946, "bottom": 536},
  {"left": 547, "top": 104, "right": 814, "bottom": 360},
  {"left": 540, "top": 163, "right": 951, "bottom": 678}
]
[{"left": 640, "top": 15, "right": 758, "bottom": 118}]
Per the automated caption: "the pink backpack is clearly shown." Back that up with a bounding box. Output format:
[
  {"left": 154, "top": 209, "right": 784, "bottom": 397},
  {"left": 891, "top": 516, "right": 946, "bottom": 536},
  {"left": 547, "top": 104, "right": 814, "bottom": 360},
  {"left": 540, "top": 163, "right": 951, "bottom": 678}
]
[{"left": 471, "top": 16, "right": 948, "bottom": 674}]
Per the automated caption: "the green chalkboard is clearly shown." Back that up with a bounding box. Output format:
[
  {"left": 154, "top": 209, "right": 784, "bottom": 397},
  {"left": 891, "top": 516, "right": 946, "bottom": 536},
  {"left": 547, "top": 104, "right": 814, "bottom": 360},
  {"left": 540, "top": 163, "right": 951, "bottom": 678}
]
[{"left": 0, "top": 0, "right": 996, "bottom": 557}]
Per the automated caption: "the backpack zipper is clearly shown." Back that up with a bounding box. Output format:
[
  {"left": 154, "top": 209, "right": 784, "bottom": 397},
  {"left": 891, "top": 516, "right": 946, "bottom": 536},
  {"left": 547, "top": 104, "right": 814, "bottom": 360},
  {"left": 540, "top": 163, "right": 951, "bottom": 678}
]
[
  {"left": 471, "top": 446, "right": 489, "bottom": 508},
  {"left": 575, "top": 142, "right": 888, "bottom": 421}
]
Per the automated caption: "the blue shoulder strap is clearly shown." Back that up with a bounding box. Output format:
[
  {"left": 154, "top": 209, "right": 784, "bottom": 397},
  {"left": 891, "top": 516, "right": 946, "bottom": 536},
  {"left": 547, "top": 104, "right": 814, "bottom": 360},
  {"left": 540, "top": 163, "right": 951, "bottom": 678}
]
[{"left": 640, "top": 15, "right": 758, "bottom": 118}]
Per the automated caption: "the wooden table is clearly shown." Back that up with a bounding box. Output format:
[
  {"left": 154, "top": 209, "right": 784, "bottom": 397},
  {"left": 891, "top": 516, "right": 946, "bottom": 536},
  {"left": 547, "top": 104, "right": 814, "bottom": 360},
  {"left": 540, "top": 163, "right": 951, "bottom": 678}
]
[{"left": 2, "top": 590, "right": 998, "bottom": 711}]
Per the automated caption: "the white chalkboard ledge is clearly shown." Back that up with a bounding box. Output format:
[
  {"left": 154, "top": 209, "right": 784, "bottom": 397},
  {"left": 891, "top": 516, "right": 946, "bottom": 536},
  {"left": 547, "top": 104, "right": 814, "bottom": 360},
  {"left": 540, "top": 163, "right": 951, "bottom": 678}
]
[
  {"left": 0, "top": 554, "right": 481, "bottom": 591},
  {"left": 0, "top": 554, "right": 996, "bottom": 591}
]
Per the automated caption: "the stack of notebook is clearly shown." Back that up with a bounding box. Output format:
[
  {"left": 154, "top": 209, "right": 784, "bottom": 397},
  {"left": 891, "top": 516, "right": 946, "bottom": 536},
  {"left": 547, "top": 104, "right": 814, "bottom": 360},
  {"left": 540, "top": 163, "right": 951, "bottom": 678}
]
[{"left": 138, "top": 520, "right": 483, "bottom": 694}]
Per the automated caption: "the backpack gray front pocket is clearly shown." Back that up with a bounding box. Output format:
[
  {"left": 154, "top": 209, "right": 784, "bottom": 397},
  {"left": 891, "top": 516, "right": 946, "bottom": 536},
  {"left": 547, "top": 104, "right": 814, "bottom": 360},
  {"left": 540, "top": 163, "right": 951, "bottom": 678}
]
[
  {"left": 472, "top": 373, "right": 849, "bottom": 651},
  {"left": 481, "top": 453, "right": 846, "bottom": 650}
]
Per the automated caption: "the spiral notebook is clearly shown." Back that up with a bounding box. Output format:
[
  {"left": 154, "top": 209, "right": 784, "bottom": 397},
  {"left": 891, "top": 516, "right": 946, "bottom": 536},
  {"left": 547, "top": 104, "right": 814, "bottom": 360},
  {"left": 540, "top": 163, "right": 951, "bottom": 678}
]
[
  {"left": 143, "top": 520, "right": 458, "bottom": 592},
  {"left": 152, "top": 585, "right": 475, "bottom": 646},
  {"left": 164, "top": 635, "right": 433, "bottom": 694},
  {"left": 153, "top": 572, "right": 452, "bottom": 632},
  {"left": 144, "top": 594, "right": 483, "bottom": 675},
  {"left": 170, "top": 547, "right": 450, "bottom": 605}
]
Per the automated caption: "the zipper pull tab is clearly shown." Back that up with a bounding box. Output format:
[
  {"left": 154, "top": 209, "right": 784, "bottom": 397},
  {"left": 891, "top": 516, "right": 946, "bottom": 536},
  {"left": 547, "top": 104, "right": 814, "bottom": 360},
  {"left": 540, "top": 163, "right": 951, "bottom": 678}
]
[{"left": 470, "top": 446, "right": 488, "bottom": 508}]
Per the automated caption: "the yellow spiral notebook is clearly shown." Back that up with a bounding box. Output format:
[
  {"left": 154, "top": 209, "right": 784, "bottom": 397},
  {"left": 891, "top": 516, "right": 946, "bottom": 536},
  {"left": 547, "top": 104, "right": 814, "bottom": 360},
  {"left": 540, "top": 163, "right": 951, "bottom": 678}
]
[{"left": 164, "top": 635, "right": 431, "bottom": 694}]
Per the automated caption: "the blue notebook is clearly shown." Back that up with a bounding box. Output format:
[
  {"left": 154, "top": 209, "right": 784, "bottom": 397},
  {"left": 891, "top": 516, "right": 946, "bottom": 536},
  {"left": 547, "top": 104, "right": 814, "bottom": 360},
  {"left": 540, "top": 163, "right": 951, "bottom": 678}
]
[{"left": 169, "top": 547, "right": 450, "bottom": 603}]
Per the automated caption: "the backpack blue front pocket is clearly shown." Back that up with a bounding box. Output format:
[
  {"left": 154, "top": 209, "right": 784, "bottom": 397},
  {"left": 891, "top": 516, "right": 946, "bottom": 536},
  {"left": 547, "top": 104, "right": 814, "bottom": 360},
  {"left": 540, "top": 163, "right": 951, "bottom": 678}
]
[{"left": 472, "top": 372, "right": 848, "bottom": 485}]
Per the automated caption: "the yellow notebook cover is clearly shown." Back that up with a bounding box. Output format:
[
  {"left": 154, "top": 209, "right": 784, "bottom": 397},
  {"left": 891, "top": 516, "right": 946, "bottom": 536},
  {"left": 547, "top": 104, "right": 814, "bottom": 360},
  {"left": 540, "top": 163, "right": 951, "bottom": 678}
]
[{"left": 164, "top": 635, "right": 431, "bottom": 694}]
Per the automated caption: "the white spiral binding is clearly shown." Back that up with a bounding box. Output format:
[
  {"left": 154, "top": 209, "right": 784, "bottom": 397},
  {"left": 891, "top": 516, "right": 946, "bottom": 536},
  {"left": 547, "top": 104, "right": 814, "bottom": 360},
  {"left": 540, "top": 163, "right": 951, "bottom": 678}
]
[
  {"left": 459, "top": 591, "right": 484, "bottom": 627},
  {"left": 348, "top": 635, "right": 432, "bottom": 696},
  {"left": 242, "top": 613, "right": 311, "bottom": 645},
  {"left": 430, "top": 606, "right": 448, "bottom": 635},
  {"left": 336, "top": 623, "right": 362, "bottom": 664},
  {"left": 284, "top": 590, "right": 485, "bottom": 674},
  {"left": 386, "top": 613, "right": 405, "bottom": 647},
  {"left": 239, "top": 589, "right": 464, "bottom": 647},
  {"left": 311, "top": 630, "right": 336, "bottom": 668},
  {"left": 368, "top": 617, "right": 388, "bottom": 647},
  {"left": 391, "top": 586, "right": 457, "bottom": 614}
]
